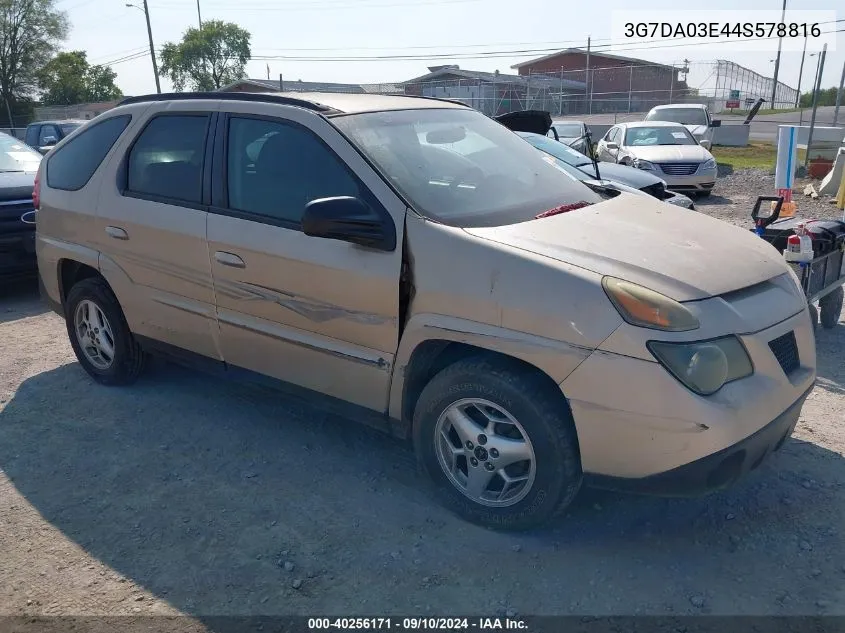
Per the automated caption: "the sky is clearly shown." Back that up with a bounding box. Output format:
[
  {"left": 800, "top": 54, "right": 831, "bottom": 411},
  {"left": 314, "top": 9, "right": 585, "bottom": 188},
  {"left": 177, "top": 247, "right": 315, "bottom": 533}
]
[{"left": 62, "top": 0, "right": 844, "bottom": 98}]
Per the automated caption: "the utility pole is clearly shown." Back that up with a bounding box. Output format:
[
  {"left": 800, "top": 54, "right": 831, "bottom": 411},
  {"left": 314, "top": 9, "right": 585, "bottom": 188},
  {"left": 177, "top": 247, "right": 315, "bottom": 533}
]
[
  {"left": 804, "top": 43, "right": 826, "bottom": 173},
  {"left": 585, "top": 36, "right": 591, "bottom": 115},
  {"left": 770, "top": 0, "right": 787, "bottom": 108},
  {"left": 834, "top": 60, "right": 845, "bottom": 126},
  {"left": 142, "top": 0, "right": 161, "bottom": 93},
  {"left": 196, "top": 0, "right": 202, "bottom": 28},
  {"left": 795, "top": 35, "right": 807, "bottom": 108}
]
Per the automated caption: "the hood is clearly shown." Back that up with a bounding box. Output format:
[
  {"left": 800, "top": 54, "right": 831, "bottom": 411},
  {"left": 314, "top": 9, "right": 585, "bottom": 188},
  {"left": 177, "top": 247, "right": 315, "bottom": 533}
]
[
  {"left": 464, "top": 194, "right": 788, "bottom": 302},
  {"left": 627, "top": 144, "right": 710, "bottom": 163},
  {"left": 494, "top": 110, "right": 552, "bottom": 136},
  {"left": 0, "top": 170, "right": 36, "bottom": 201},
  {"left": 579, "top": 161, "right": 661, "bottom": 189}
]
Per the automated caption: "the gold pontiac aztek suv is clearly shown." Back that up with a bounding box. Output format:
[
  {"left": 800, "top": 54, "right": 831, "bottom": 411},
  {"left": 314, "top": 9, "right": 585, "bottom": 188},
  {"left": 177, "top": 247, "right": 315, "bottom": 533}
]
[{"left": 35, "top": 92, "right": 816, "bottom": 530}]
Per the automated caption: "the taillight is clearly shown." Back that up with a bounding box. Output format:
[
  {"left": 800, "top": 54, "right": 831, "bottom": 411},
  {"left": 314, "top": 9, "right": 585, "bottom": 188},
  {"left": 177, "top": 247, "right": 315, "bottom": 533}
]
[{"left": 33, "top": 170, "right": 40, "bottom": 209}]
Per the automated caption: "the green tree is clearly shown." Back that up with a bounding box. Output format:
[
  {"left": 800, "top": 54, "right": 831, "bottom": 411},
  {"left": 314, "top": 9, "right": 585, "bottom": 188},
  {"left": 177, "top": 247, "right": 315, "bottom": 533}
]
[
  {"left": 37, "top": 50, "right": 122, "bottom": 105},
  {"left": 0, "top": 0, "right": 69, "bottom": 125},
  {"left": 160, "top": 20, "right": 251, "bottom": 91},
  {"left": 799, "top": 87, "right": 838, "bottom": 108}
]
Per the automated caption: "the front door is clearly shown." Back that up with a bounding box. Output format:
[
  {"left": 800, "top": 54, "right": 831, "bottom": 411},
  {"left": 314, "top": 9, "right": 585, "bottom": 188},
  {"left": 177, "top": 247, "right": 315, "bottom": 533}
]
[{"left": 207, "top": 104, "right": 405, "bottom": 413}]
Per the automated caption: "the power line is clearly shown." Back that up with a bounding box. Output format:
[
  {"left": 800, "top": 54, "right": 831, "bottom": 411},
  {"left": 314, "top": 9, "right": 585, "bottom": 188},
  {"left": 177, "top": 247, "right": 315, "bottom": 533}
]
[{"left": 244, "top": 28, "right": 845, "bottom": 62}]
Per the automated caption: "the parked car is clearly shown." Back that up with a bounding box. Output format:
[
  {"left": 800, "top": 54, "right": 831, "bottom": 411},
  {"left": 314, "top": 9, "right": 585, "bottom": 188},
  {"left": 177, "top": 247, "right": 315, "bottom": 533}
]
[
  {"left": 515, "top": 130, "right": 695, "bottom": 209},
  {"left": 549, "top": 120, "right": 590, "bottom": 155},
  {"left": 36, "top": 92, "right": 815, "bottom": 530},
  {"left": 24, "top": 119, "right": 86, "bottom": 155},
  {"left": 644, "top": 103, "right": 721, "bottom": 150},
  {"left": 0, "top": 132, "right": 41, "bottom": 282},
  {"left": 596, "top": 121, "right": 718, "bottom": 196}
]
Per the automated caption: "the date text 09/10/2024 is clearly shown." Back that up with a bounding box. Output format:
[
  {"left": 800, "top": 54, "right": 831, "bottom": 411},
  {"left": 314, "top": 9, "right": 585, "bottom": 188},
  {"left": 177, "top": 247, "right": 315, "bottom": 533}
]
[{"left": 307, "top": 618, "right": 528, "bottom": 631}]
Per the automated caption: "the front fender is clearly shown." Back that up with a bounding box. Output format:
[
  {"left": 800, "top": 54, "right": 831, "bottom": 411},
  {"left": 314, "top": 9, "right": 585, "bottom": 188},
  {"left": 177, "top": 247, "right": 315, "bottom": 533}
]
[{"left": 387, "top": 313, "right": 594, "bottom": 420}]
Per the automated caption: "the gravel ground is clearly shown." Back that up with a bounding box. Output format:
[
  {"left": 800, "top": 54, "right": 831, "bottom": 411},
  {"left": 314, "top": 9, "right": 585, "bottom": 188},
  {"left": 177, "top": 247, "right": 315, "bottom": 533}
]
[{"left": 1, "top": 174, "right": 844, "bottom": 622}]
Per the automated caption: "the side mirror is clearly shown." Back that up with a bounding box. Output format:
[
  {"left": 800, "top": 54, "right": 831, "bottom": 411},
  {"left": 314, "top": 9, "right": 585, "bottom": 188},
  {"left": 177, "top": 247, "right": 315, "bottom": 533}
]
[
  {"left": 699, "top": 139, "right": 712, "bottom": 150},
  {"left": 42, "top": 136, "right": 58, "bottom": 145},
  {"left": 302, "top": 196, "right": 395, "bottom": 252},
  {"left": 606, "top": 142, "right": 619, "bottom": 150},
  {"left": 710, "top": 119, "right": 722, "bottom": 128}
]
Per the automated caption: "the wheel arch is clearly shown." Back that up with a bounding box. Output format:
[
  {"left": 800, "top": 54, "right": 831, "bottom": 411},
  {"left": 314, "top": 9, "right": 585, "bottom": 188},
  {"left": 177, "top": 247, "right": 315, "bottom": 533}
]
[{"left": 389, "top": 316, "right": 588, "bottom": 440}]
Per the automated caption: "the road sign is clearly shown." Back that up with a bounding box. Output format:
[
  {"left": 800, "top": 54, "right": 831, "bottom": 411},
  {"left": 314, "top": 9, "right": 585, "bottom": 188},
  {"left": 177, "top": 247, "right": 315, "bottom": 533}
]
[
  {"left": 726, "top": 100, "right": 741, "bottom": 108},
  {"left": 730, "top": 89, "right": 741, "bottom": 99}
]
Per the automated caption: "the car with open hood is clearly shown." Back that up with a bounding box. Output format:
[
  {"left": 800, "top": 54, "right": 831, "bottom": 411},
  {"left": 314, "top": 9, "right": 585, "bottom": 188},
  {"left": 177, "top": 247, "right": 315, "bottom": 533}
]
[
  {"left": 36, "top": 92, "right": 815, "bottom": 530},
  {"left": 493, "top": 111, "right": 693, "bottom": 208},
  {"left": 596, "top": 121, "right": 718, "bottom": 196}
]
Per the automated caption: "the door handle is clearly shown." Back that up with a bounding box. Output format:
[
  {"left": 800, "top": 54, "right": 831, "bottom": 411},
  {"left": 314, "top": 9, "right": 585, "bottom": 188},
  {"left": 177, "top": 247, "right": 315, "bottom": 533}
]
[
  {"left": 105, "top": 226, "right": 128, "bottom": 240},
  {"left": 214, "top": 251, "right": 246, "bottom": 268}
]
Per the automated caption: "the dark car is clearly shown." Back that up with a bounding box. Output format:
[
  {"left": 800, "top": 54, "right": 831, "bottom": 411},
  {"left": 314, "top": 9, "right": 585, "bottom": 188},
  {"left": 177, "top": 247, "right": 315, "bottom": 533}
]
[
  {"left": 517, "top": 131, "right": 695, "bottom": 209},
  {"left": 0, "top": 132, "right": 41, "bottom": 282},
  {"left": 24, "top": 119, "right": 86, "bottom": 155},
  {"left": 494, "top": 110, "right": 694, "bottom": 209}
]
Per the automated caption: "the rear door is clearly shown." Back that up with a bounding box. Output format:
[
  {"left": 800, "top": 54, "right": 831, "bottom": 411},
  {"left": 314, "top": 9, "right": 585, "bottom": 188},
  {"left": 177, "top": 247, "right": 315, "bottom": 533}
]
[
  {"left": 93, "top": 102, "right": 221, "bottom": 361},
  {"left": 206, "top": 103, "right": 405, "bottom": 412}
]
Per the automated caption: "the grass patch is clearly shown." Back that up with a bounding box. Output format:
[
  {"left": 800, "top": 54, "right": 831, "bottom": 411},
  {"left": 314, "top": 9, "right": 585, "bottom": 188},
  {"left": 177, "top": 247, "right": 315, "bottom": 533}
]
[{"left": 712, "top": 142, "right": 806, "bottom": 171}]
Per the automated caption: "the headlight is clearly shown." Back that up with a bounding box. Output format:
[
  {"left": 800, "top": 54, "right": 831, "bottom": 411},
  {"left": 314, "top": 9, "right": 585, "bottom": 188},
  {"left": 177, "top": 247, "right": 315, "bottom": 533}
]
[
  {"left": 602, "top": 277, "right": 700, "bottom": 331},
  {"left": 702, "top": 158, "right": 716, "bottom": 170},
  {"left": 648, "top": 336, "right": 753, "bottom": 396},
  {"left": 633, "top": 159, "right": 655, "bottom": 170}
]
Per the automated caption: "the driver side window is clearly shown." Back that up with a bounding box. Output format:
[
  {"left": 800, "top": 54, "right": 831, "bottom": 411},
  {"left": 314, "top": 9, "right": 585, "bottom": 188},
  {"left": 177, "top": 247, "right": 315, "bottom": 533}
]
[{"left": 226, "top": 116, "right": 361, "bottom": 225}]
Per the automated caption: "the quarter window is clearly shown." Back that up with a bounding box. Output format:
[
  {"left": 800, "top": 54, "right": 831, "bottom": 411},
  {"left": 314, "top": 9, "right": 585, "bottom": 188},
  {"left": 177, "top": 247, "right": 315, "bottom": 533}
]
[
  {"left": 126, "top": 115, "right": 209, "bottom": 204},
  {"left": 226, "top": 116, "right": 360, "bottom": 225},
  {"left": 47, "top": 115, "right": 131, "bottom": 191}
]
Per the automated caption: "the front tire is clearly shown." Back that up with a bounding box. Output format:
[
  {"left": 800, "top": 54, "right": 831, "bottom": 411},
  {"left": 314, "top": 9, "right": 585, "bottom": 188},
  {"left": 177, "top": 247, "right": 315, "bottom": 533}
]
[
  {"left": 413, "top": 356, "right": 582, "bottom": 530},
  {"left": 64, "top": 277, "right": 145, "bottom": 385}
]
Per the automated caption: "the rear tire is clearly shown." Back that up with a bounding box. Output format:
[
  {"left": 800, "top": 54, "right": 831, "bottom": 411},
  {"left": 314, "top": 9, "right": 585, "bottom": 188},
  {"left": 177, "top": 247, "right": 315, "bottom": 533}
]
[
  {"left": 412, "top": 356, "right": 582, "bottom": 531},
  {"left": 65, "top": 277, "right": 146, "bottom": 385},
  {"left": 820, "top": 286, "right": 843, "bottom": 329}
]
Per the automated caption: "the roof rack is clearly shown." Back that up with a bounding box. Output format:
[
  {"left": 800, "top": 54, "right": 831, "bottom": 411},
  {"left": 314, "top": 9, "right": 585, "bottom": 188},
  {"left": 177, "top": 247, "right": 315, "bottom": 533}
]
[{"left": 116, "top": 91, "right": 334, "bottom": 112}]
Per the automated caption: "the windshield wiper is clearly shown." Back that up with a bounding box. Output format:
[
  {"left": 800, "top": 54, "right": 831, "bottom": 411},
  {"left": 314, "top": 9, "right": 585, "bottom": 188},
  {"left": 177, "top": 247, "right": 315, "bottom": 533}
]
[{"left": 0, "top": 169, "right": 25, "bottom": 173}]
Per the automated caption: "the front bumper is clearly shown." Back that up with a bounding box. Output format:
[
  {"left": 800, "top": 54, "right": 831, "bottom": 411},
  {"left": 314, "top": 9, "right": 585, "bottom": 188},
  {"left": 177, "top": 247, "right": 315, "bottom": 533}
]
[
  {"left": 584, "top": 386, "right": 812, "bottom": 496},
  {"left": 0, "top": 230, "right": 37, "bottom": 281},
  {"left": 560, "top": 306, "right": 816, "bottom": 481},
  {"left": 658, "top": 170, "right": 717, "bottom": 192}
]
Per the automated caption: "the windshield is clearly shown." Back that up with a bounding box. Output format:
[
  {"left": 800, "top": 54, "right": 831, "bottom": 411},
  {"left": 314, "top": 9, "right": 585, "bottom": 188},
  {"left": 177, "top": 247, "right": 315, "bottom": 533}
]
[
  {"left": 517, "top": 132, "right": 592, "bottom": 167},
  {"left": 552, "top": 123, "right": 584, "bottom": 137},
  {"left": 645, "top": 108, "right": 708, "bottom": 126},
  {"left": 332, "top": 108, "right": 601, "bottom": 227},
  {"left": 60, "top": 122, "right": 82, "bottom": 135},
  {"left": 0, "top": 133, "right": 41, "bottom": 172},
  {"left": 625, "top": 126, "right": 697, "bottom": 146}
]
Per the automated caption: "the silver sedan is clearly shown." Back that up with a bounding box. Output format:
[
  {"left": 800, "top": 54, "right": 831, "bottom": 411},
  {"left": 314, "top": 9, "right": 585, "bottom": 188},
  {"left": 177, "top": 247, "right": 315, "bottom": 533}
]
[{"left": 595, "top": 121, "right": 718, "bottom": 196}]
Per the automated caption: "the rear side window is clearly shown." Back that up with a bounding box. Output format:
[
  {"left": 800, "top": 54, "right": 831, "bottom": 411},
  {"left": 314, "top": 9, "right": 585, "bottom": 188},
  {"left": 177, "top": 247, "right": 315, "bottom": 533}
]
[
  {"left": 47, "top": 116, "right": 131, "bottom": 191},
  {"left": 126, "top": 115, "right": 209, "bottom": 205}
]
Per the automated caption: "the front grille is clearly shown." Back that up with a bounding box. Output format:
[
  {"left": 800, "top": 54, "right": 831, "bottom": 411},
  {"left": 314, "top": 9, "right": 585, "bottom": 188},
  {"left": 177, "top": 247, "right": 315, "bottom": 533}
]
[
  {"left": 658, "top": 163, "right": 700, "bottom": 176},
  {"left": 640, "top": 182, "right": 667, "bottom": 200},
  {"left": 768, "top": 331, "right": 800, "bottom": 376}
]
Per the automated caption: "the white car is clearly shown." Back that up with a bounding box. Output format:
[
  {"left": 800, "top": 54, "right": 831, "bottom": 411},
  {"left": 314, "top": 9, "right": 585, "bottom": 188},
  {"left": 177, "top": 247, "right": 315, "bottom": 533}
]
[
  {"left": 595, "top": 121, "right": 718, "bottom": 196},
  {"left": 644, "top": 103, "right": 722, "bottom": 149}
]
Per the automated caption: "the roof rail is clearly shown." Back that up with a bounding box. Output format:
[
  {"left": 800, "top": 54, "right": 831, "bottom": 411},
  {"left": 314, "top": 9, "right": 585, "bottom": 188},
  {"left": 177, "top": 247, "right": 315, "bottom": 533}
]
[
  {"left": 116, "top": 91, "right": 335, "bottom": 112},
  {"left": 385, "top": 93, "right": 471, "bottom": 108}
]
